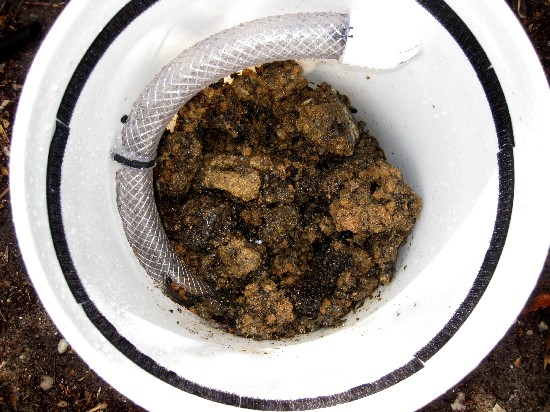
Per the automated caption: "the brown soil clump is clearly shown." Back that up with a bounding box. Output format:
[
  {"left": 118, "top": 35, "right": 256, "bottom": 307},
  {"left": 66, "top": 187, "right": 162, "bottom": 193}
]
[{"left": 155, "top": 60, "right": 421, "bottom": 339}]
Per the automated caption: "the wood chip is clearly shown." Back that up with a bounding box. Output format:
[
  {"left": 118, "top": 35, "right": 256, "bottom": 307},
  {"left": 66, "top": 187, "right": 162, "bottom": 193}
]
[
  {"left": 0, "top": 245, "right": 8, "bottom": 263},
  {"left": 516, "top": 0, "right": 528, "bottom": 19},
  {"left": 0, "top": 187, "right": 9, "bottom": 201},
  {"left": 86, "top": 403, "right": 108, "bottom": 412},
  {"left": 166, "top": 113, "right": 178, "bottom": 133},
  {"left": 0, "top": 123, "right": 9, "bottom": 143}
]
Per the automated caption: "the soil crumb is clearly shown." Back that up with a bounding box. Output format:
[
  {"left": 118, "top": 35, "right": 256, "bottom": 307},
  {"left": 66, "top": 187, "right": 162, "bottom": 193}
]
[{"left": 155, "top": 60, "right": 421, "bottom": 339}]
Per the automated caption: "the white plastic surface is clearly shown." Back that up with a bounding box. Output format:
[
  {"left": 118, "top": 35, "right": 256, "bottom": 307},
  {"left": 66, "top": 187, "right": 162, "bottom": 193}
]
[
  {"left": 10, "top": 0, "right": 550, "bottom": 411},
  {"left": 341, "top": 3, "right": 420, "bottom": 69}
]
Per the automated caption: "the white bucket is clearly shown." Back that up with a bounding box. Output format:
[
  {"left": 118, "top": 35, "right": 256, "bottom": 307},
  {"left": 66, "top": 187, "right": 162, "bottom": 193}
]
[{"left": 11, "top": 0, "right": 550, "bottom": 410}]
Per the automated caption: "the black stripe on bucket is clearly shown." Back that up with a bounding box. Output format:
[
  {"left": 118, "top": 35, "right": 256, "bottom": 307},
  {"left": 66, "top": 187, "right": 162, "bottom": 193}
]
[
  {"left": 112, "top": 153, "right": 156, "bottom": 169},
  {"left": 46, "top": 0, "right": 514, "bottom": 409}
]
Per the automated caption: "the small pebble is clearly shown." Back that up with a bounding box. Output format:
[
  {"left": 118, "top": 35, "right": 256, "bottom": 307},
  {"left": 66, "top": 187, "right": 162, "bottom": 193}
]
[
  {"left": 526, "top": 329, "right": 534, "bottom": 336},
  {"left": 57, "top": 338, "right": 69, "bottom": 354},
  {"left": 450, "top": 392, "right": 466, "bottom": 411},
  {"left": 538, "top": 321, "right": 548, "bottom": 332},
  {"left": 57, "top": 400, "right": 68, "bottom": 408},
  {"left": 492, "top": 403, "right": 506, "bottom": 412},
  {"left": 40, "top": 375, "right": 54, "bottom": 391}
]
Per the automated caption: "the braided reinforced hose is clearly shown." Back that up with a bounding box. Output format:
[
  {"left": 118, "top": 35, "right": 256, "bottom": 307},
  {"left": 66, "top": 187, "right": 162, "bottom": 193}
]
[{"left": 113, "top": 13, "right": 348, "bottom": 296}]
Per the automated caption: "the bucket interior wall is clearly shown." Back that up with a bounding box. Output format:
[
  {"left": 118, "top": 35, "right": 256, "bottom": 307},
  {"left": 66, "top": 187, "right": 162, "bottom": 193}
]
[{"left": 19, "top": 0, "right": 508, "bottom": 402}]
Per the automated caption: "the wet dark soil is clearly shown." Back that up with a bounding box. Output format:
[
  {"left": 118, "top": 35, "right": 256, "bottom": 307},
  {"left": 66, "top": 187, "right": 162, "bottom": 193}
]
[
  {"left": 0, "top": 0, "right": 548, "bottom": 410},
  {"left": 154, "top": 61, "right": 421, "bottom": 339}
]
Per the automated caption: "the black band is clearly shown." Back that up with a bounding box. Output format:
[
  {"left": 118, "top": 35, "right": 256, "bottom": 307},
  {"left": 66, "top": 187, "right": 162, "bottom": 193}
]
[
  {"left": 413, "top": 0, "right": 515, "bottom": 363},
  {"left": 46, "top": 0, "right": 515, "bottom": 409},
  {"left": 112, "top": 152, "right": 156, "bottom": 169}
]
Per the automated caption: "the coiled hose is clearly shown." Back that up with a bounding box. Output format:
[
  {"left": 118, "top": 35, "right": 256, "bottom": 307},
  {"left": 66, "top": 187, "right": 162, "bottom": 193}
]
[{"left": 112, "top": 13, "right": 350, "bottom": 296}]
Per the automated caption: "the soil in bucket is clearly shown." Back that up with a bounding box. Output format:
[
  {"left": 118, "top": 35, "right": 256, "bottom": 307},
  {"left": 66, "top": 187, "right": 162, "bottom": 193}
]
[{"left": 154, "top": 60, "right": 422, "bottom": 340}]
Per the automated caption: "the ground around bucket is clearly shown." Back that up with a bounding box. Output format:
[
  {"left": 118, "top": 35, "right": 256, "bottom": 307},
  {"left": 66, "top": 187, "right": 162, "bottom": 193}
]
[{"left": 0, "top": 1, "right": 548, "bottom": 411}]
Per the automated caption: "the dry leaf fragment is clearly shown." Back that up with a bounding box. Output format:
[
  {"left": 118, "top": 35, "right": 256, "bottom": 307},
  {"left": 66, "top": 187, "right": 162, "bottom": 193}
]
[
  {"left": 522, "top": 293, "right": 550, "bottom": 314},
  {"left": 0, "top": 15, "right": 10, "bottom": 29},
  {"left": 544, "top": 335, "right": 550, "bottom": 370}
]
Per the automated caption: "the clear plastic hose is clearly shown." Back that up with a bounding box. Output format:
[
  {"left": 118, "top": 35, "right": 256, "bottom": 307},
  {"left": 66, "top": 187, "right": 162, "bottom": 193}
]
[{"left": 114, "top": 13, "right": 348, "bottom": 296}]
